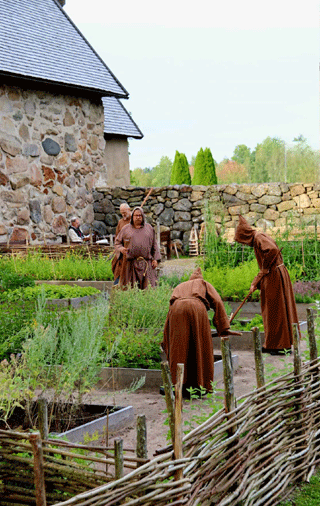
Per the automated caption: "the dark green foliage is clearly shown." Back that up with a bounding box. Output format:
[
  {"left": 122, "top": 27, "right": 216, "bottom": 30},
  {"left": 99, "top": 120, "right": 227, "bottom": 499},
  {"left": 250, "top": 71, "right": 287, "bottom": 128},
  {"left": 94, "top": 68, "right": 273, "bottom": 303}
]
[
  {"left": 0, "top": 300, "right": 36, "bottom": 360},
  {"left": 203, "top": 148, "right": 217, "bottom": 185},
  {"left": 0, "top": 284, "right": 100, "bottom": 303},
  {"left": 0, "top": 269, "right": 35, "bottom": 292},
  {"left": 192, "top": 147, "right": 205, "bottom": 185},
  {"left": 170, "top": 151, "right": 191, "bottom": 185},
  {"left": 192, "top": 147, "right": 217, "bottom": 185}
]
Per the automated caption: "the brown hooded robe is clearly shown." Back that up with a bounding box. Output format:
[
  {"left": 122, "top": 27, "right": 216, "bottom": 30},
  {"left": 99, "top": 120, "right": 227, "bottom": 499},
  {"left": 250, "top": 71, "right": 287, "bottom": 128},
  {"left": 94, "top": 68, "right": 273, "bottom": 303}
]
[
  {"left": 162, "top": 267, "right": 230, "bottom": 391},
  {"left": 111, "top": 216, "right": 131, "bottom": 280},
  {"left": 114, "top": 207, "right": 161, "bottom": 289},
  {"left": 235, "top": 215, "right": 299, "bottom": 350}
]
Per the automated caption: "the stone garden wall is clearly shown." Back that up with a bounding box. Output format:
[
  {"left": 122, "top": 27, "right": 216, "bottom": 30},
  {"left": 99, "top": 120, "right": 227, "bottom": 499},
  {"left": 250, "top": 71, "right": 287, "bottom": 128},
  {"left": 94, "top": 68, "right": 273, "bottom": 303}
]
[
  {"left": 93, "top": 182, "right": 320, "bottom": 248},
  {"left": 0, "top": 84, "right": 105, "bottom": 243}
]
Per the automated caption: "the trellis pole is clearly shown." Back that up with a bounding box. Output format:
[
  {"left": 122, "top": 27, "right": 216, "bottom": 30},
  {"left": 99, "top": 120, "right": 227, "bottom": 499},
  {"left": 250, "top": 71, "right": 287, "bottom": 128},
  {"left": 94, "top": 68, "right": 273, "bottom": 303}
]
[
  {"left": 136, "top": 414, "right": 147, "bottom": 467},
  {"left": 161, "top": 361, "right": 175, "bottom": 446},
  {"left": 174, "top": 363, "right": 184, "bottom": 483},
  {"left": 114, "top": 438, "right": 124, "bottom": 479},
  {"left": 30, "top": 432, "right": 47, "bottom": 506},
  {"left": 221, "top": 337, "right": 237, "bottom": 435},
  {"left": 252, "top": 327, "right": 265, "bottom": 390}
]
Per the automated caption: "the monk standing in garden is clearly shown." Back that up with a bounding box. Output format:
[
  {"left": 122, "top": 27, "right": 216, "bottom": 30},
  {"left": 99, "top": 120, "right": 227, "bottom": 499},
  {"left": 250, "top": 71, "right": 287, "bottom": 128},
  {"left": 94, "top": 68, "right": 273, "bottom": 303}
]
[
  {"left": 112, "top": 203, "right": 132, "bottom": 285},
  {"left": 234, "top": 215, "right": 300, "bottom": 355},
  {"left": 114, "top": 207, "right": 161, "bottom": 289},
  {"left": 162, "top": 267, "right": 241, "bottom": 396}
]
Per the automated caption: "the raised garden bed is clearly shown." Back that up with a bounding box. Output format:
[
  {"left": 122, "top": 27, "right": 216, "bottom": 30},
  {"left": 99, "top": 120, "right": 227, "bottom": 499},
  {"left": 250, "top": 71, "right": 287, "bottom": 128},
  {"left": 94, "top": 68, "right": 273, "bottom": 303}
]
[
  {"left": 96, "top": 353, "right": 239, "bottom": 391},
  {"left": 1, "top": 402, "right": 134, "bottom": 444},
  {"left": 212, "top": 321, "right": 308, "bottom": 351},
  {"left": 45, "top": 293, "right": 99, "bottom": 308},
  {"left": 228, "top": 301, "right": 316, "bottom": 321}
]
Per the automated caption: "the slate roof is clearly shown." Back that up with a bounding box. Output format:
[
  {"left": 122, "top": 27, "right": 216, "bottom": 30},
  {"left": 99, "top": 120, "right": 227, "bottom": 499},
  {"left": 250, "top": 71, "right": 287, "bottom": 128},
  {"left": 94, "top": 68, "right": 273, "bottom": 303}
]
[
  {"left": 103, "top": 97, "right": 143, "bottom": 139},
  {"left": 0, "top": 0, "right": 128, "bottom": 97}
]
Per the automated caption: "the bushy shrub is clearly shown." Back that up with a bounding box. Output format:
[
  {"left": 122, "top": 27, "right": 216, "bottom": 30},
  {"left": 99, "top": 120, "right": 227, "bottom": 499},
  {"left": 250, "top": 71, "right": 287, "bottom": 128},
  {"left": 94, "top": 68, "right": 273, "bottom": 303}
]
[{"left": 204, "top": 260, "right": 260, "bottom": 301}]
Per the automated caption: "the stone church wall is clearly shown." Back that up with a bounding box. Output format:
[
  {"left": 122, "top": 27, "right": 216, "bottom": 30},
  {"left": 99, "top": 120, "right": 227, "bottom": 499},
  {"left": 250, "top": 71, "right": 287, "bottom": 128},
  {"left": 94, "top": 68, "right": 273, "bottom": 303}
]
[
  {"left": 93, "top": 182, "right": 320, "bottom": 248},
  {"left": 0, "top": 84, "right": 105, "bottom": 243}
]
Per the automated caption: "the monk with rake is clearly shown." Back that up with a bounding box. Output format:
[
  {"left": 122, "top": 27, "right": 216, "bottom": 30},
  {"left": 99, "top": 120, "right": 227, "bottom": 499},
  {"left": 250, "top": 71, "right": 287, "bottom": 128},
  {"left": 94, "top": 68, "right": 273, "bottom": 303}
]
[{"left": 234, "top": 215, "right": 300, "bottom": 355}]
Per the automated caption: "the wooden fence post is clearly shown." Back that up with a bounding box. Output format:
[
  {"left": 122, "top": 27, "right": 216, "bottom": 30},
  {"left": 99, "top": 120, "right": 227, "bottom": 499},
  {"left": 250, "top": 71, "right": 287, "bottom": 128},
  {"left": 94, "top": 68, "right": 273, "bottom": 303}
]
[
  {"left": 114, "top": 438, "right": 124, "bottom": 480},
  {"left": 161, "top": 361, "right": 175, "bottom": 446},
  {"left": 136, "top": 414, "right": 147, "bottom": 467},
  {"left": 307, "top": 307, "right": 318, "bottom": 363},
  {"left": 29, "top": 432, "right": 47, "bottom": 506},
  {"left": 252, "top": 327, "right": 265, "bottom": 390},
  {"left": 38, "top": 398, "right": 48, "bottom": 442},
  {"left": 174, "top": 364, "right": 184, "bottom": 485},
  {"left": 221, "top": 337, "right": 236, "bottom": 417}
]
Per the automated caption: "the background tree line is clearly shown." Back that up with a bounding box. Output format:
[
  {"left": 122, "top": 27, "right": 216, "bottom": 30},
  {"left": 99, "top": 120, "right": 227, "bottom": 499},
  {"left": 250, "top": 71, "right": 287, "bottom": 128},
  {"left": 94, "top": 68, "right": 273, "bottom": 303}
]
[{"left": 130, "top": 135, "right": 319, "bottom": 186}]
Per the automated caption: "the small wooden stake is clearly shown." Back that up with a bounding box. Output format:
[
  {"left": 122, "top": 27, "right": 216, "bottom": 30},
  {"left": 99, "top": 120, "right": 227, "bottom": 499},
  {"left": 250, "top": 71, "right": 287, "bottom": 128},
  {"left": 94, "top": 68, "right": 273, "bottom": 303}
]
[
  {"left": 38, "top": 398, "right": 49, "bottom": 442},
  {"left": 105, "top": 408, "right": 109, "bottom": 475},
  {"left": 136, "top": 414, "right": 147, "bottom": 467},
  {"left": 30, "top": 432, "right": 47, "bottom": 506},
  {"left": 307, "top": 307, "right": 318, "bottom": 363},
  {"left": 293, "top": 323, "right": 302, "bottom": 380},
  {"left": 252, "top": 327, "right": 265, "bottom": 390},
  {"left": 221, "top": 337, "right": 236, "bottom": 415},
  {"left": 161, "top": 361, "right": 175, "bottom": 446},
  {"left": 114, "top": 438, "right": 124, "bottom": 479},
  {"left": 174, "top": 363, "right": 184, "bottom": 482}
]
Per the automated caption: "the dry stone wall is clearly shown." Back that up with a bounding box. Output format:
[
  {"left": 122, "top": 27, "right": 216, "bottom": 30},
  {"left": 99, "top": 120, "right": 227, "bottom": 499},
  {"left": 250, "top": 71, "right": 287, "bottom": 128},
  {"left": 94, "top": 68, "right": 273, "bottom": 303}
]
[
  {"left": 93, "top": 182, "right": 320, "bottom": 248},
  {"left": 0, "top": 84, "right": 105, "bottom": 243}
]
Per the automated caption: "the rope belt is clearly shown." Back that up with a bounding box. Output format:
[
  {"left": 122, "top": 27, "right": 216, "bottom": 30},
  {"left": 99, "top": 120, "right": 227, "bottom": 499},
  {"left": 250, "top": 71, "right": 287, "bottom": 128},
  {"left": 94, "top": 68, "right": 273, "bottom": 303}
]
[
  {"left": 136, "top": 256, "right": 148, "bottom": 277},
  {"left": 276, "top": 263, "right": 284, "bottom": 269}
]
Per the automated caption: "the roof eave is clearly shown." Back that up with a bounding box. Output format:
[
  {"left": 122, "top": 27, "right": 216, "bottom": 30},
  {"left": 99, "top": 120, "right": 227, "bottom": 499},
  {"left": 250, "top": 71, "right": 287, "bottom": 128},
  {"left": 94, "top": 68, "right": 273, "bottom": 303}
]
[{"left": 0, "top": 71, "right": 129, "bottom": 99}]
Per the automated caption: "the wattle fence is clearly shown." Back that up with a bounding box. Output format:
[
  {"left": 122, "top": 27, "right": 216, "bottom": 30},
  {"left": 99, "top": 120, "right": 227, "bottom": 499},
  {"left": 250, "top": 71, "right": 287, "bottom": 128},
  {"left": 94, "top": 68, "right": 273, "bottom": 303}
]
[{"left": 1, "top": 310, "right": 319, "bottom": 505}]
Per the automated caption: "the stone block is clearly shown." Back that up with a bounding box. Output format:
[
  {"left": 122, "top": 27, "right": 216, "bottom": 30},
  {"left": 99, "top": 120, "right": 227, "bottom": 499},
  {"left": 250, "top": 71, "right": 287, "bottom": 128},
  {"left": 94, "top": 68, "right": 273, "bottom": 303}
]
[
  {"left": 293, "top": 193, "right": 311, "bottom": 209},
  {"left": 42, "top": 138, "right": 61, "bottom": 156},
  {"left": 290, "top": 184, "right": 305, "bottom": 196}
]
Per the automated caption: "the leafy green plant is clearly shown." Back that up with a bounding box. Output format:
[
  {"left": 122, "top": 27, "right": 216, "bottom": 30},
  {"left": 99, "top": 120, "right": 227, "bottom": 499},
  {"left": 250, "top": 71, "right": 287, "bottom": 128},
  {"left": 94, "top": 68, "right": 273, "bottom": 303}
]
[
  {"left": 104, "top": 326, "right": 163, "bottom": 370},
  {"left": 0, "top": 293, "right": 111, "bottom": 428},
  {"left": 0, "top": 250, "right": 113, "bottom": 281},
  {"left": 0, "top": 284, "right": 100, "bottom": 302},
  {"left": 204, "top": 260, "right": 260, "bottom": 301}
]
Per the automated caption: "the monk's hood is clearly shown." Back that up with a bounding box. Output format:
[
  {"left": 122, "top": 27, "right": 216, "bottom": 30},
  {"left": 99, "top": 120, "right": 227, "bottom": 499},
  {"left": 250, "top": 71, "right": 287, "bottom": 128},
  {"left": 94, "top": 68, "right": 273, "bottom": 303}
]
[
  {"left": 189, "top": 267, "right": 203, "bottom": 280},
  {"left": 234, "top": 215, "right": 256, "bottom": 246}
]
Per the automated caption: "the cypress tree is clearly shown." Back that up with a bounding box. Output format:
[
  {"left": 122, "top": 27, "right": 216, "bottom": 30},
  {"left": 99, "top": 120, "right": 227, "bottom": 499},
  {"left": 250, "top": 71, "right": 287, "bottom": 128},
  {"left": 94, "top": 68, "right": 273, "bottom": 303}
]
[
  {"left": 170, "top": 151, "right": 191, "bottom": 185},
  {"left": 203, "top": 147, "right": 217, "bottom": 185},
  {"left": 170, "top": 151, "right": 180, "bottom": 185},
  {"left": 192, "top": 147, "right": 217, "bottom": 185},
  {"left": 192, "top": 148, "right": 205, "bottom": 185}
]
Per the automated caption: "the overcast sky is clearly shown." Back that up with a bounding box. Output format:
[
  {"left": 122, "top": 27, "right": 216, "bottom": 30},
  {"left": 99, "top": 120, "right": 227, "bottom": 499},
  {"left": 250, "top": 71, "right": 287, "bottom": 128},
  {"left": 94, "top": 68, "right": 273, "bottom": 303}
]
[{"left": 65, "top": 0, "right": 319, "bottom": 170}]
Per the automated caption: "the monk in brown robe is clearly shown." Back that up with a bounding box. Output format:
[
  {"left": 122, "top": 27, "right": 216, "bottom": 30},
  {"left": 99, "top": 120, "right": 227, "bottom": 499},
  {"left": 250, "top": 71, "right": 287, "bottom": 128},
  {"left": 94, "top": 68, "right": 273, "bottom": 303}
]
[
  {"left": 115, "top": 207, "right": 161, "bottom": 289},
  {"left": 234, "top": 215, "right": 300, "bottom": 355},
  {"left": 112, "top": 203, "right": 132, "bottom": 285},
  {"left": 162, "top": 267, "right": 241, "bottom": 394}
]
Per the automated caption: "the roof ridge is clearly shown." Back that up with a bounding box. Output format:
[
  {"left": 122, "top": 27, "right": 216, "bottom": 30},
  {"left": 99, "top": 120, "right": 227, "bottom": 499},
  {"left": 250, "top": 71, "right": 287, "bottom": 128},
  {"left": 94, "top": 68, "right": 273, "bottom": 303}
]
[{"left": 51, "top": 0, "right": 129, "bottom": 98}]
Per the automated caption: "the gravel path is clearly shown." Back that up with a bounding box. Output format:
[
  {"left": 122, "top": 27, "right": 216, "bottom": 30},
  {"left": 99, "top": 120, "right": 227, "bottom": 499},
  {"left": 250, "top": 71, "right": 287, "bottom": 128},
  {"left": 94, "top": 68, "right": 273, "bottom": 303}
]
[{"left": 158, "top": 258, "right": 198, "bottom": 279}]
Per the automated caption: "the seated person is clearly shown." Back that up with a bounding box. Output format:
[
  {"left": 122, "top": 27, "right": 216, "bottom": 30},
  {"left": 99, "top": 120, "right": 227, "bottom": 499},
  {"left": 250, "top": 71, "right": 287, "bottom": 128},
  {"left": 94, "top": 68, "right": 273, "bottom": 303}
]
[{"left": 68, "top": 217, "right": 90, "bottom": 243}]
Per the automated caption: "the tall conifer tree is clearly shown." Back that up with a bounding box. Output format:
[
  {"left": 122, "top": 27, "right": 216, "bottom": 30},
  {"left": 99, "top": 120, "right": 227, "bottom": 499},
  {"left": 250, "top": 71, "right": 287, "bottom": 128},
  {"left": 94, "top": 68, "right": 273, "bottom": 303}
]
[
  {"left": 203, "top": 147, "right": 217, "bottom": 185},
  {"left": 192, "top": 147, "right": 217, "bottom": 185},
  {"left": 192, "top": 148, "right": 205, "bottom": 185},
  {"left": 170, "top": 151, "right": 191, "bottom": 185}
]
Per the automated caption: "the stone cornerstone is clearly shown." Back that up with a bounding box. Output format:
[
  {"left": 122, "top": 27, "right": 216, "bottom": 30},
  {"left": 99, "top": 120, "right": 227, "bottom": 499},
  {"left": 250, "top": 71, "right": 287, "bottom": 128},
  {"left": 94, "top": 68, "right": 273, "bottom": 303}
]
[
  {"left": 93, "top": 182, "right": 320, "bottom": 248},
  {"left": 0, "top": 84, "right": 105, "bottom": 243}
]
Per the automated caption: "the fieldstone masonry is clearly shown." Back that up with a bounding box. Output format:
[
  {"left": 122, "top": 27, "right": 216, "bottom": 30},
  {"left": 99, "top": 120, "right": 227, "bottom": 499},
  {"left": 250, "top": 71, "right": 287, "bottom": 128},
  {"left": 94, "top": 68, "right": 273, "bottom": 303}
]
[
  {"left": 0, "top": 84, "right": 105, "bottom": 243},
  {"left": 93, "top": 182, "right": 320, "bottom": 249}
]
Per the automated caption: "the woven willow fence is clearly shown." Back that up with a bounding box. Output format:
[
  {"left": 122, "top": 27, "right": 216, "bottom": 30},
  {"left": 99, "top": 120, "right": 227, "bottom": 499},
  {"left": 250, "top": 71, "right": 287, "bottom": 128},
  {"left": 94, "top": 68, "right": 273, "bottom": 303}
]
[{"left": 1, "top": 309, "right": 319, "bottom": 505}]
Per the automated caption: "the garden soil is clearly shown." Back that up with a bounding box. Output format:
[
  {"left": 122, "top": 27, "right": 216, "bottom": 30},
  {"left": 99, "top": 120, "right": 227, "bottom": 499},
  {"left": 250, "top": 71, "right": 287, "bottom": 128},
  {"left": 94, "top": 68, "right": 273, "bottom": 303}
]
[{"left": 84, "top": 259, "right": 308, "bottom": 461}]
